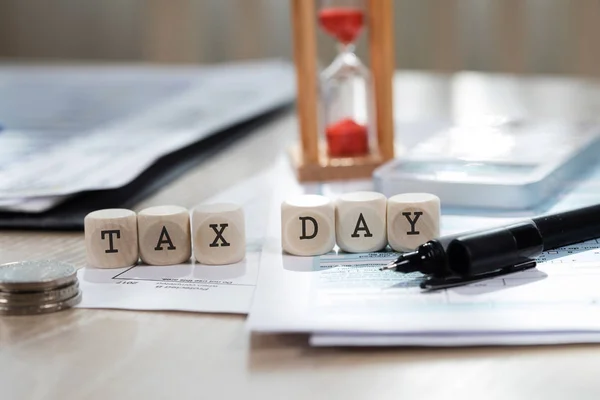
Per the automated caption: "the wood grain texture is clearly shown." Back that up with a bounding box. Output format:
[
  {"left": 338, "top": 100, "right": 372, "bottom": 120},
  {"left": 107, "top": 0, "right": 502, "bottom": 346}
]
[
  {"left": 387, "top": 193, "right": 441, "bottom": 252},
  {"left": 281, "top": 194, "right": 335, "bottom": 256},
  {"left": 335, "top": 191, "right": 387, "bottom": 253},
  {"left": 571, "top": 0, "right": 600, "bottom": 78},
  {"left": 368, "top": 0, "right": 395, "bottom": 160},
  {"left": 495, "top": 0, "right": 525, "bottom": 74},
  {"left": 289, "top": 143, "right": 384, "bottom": 182},
  {"left": 290, "top": 0, "right": 319, "bottom": 164},
  {"left": 84, "top": 209, "right": 139, "bottom": 269},
  {"left": 192, "top": 203, "right": 245, "bottom": 265},
  {"left": 4, "top": 0, "right": 600, "bottom": 77},
  {"left": 137, "top": 205, "right": 191, "bottom": 266},
  {"left": 430, "top": 0, "right": 460, "bottom": 72},
  {"left": 143, "top": 0, "right": 196, "bottom": 63}
]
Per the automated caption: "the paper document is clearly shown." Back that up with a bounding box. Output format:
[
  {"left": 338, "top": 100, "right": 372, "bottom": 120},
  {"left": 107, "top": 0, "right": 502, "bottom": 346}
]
[
  {"left": 76, "top": 257, "right": 258, "bottom": 314},
  {"left": 310, "top": 331, "right": 600, "bottom": 347},
  {"left": 0, "top": 61, "right": 294, "bottom": 212},
  {"left": 247, "top": 160, "right": 600, "bottom": 345},
  {"left": 76, "top": 169, "right": 274, "bottom": 314}
]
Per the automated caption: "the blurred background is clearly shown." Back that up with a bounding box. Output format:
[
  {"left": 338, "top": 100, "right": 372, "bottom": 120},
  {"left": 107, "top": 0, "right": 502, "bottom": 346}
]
[{"left": 1, "top": 0, "right": 599, "bottom": 77}]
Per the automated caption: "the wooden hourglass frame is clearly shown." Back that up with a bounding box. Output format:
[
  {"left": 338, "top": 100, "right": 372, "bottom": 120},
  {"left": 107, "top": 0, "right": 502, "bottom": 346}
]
[{"left": 289, "top": 0, "right": 395, "bottom": 182}]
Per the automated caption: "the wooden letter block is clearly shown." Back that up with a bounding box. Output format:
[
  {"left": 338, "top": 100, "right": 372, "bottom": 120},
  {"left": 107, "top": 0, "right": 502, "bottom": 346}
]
[
  {"left": 84, "top": 209, "right": 139, "bottom": 268},
  {"left": 335, "top": 191, "right": 387, "bottom": 253},
  {"left": 281, "top": 194, "right": 335, "bottom": 256},
  {"left": 137, "top": 205, "right": 191, "bottom": 266},
  {"left": 192, "top": 203, "right": 245, "bottom": 265},
  {"left": 387, "top": 193, "right": 441, "bottom": 252}
]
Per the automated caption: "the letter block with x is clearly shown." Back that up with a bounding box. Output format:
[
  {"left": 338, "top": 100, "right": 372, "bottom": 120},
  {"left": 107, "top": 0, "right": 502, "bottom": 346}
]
[
  {"left": 281, "top": 194, "right": 335, "bottom": 256},
  {"left": 192, "top": 203, "right": 246, "bottom": 265},
  {"left": 84, "top": 209, "right": 139, "bottom": 268},
  {"left": 137, "top": 205, "right": 191, "bottom": 265},
  {"left": 335, "top": 191, "right": 388, "bottom": 253},
  {"left": 387, "top": 193, "right": 440, "bottom": 252}
]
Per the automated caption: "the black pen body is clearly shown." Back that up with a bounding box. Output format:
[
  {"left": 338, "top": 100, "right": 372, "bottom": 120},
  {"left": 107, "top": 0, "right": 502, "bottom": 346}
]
[
  {"left": 533, "top": 204, "right": 600, "bottom": 250},
  {"left": 445, "top": 203, "right": 600, "bottom": 277},
  {"left": 446, "top": 221, "right": 542, "bottom": 276}
]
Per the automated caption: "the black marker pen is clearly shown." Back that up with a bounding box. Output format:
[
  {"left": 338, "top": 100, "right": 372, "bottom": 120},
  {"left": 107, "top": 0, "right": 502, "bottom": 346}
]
[{"left": 381, "top": 203, "right": 600, "bottom": 289}]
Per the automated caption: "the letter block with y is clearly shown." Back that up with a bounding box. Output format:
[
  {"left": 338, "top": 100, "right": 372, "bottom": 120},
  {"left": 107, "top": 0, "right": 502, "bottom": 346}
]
[
  {"left": 281, "top": 194, "right": 335, "bottom": 256},
  {"left": 387, "top": 193, "right": 440, "bottom": 252},
  {"left": 335, "top": 191, "right": 387, "bottom": 253},
  {"left": 84, "top": 209, "right": 139, "bottom": 268},
  {"left": 137, "top": 205, "right": 191, "bottom": 265},
  {"left": 192, "top": 203, "right": 245, "bottom": 265}
]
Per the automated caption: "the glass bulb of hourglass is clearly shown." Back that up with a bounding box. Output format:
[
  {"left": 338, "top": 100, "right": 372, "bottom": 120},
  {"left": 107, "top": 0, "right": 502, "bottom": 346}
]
[
  {"left": 321, "top": 48, "right": 370, "bottom": 157},
  {"left": 318, "top": 0, "right": 373, "bottom": 158}
]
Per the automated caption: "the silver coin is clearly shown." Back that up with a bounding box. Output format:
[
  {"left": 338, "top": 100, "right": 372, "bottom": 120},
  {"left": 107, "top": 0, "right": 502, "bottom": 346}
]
[
  {"left": 0, "top": 282, "right": 80, "bottom": 305},
  {"left": 0, "top": 291, "right": 82, "bottom": 315},
  {"left": 0, "top": 260, "right": 77, "bottom": 292}
]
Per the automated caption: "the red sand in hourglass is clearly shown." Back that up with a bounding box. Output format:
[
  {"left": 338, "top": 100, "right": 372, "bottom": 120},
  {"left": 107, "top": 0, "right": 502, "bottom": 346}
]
[
  {"left": 318, "top": 7, "right": 364, "bottom": 44},
  {"left": 326, "top": 118, "right": 368, "bottom": 157}
]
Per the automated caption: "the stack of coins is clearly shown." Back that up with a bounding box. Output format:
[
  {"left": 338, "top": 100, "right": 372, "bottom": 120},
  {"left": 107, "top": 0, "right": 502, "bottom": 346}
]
[{"left": 0, "top": 260, "right": 82, "bottom": 315}]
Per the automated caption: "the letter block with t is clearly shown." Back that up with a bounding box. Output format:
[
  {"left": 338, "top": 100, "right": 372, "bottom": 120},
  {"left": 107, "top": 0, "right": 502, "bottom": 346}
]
[
  {"left": 387, "top": 193, "right": 440, "bottom": 252},
  {"left": 281, "top": 194, "right": 335, "bottom": 256},
  {"left": 84, "top": 209, "right": 139, "bottom": 268},
  {"left": 192, "top": 203, "right": 245, "bottom": 265},
  {"left": 335, "top": 191, "right": 387, "bottom": 253},
  {"left": 137, "top": 205, "right": 191, "bottom": 265}
]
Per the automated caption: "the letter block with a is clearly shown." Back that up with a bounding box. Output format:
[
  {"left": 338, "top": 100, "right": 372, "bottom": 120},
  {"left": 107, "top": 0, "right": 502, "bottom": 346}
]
[
  {"left": 335, "top": 191, "right": 387, "bottom": 253},
  {"left": 281, "top": 194, "right": 335, "bottom": 256},
  {"left": 192, "top": 203, "right": 245, "bottom": 265},
  {"left": 387, "top": 193, "right": 440, "bottom": 252},
  {"left": 137, "top": 205, "right": 191, "bottom": 265},
  {"left": 84, "top": 209, "right": 139, "bottom": 268}
]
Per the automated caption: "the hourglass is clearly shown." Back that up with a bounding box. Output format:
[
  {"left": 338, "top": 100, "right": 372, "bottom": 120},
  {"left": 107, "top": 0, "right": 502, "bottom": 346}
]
[
  {"left": 318, "top": 0, "right": 371, "bottom": 158},
  {"left": 289, "top": 0, "right": 395, "bottom": 182}
]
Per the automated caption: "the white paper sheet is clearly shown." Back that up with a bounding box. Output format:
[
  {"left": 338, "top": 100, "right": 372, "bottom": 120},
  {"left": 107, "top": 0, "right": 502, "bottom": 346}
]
[
  {"left": 75, "top": 169, "right": 274, "bottom": 314},
  {"left": 76, "top": 257, "right": 258, "bottom": 314},
  {"left": 247, "top": 159, "right": 600, "bottom": 344},
  {"left": 310, "top": 331, "right": 600, "bottom": 347}
]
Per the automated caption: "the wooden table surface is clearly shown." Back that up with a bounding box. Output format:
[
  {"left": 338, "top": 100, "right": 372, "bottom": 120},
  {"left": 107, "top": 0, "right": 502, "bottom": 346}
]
[{"left": 3, "top": 72, "right": 600, "bottom": 400}]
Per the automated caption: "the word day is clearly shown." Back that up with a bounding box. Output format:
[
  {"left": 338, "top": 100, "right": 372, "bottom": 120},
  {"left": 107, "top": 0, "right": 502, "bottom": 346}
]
[
  {"left": 84, "top": 204, "right": 245, "bottom": 269},
  {"left": 281, "top": 192, "right": 440, "bottom": 256}
]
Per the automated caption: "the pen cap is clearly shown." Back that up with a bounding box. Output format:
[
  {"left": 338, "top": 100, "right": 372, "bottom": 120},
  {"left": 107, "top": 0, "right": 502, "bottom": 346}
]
[{"left": 446, "top": 221, "right": 543, "bottom": 276}]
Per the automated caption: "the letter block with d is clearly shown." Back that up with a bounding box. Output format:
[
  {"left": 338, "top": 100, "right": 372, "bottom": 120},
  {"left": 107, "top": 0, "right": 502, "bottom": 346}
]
[
  {"left": 335, "top": 191, "right": 387, "bottom": 253},
  {"left": 281, "top": 194, "right": 335, "bottom": 256},
  {"left": 84, "top": 209, "right": 139, "bottom": 268},
  {"left": 387, "top": 193, "right": 440, "bottom": 252},
  {"left": 137, "top": 205, "right": 191, "bottom": 265},
  {"left": 192, "top": 203, "right": 245, "bottom": 265}
]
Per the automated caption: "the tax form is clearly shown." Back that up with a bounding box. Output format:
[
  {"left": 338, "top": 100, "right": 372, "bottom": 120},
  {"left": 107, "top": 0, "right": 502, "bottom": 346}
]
[{"left": 247, "top": 158, "right": 600, "bottom": 346}]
